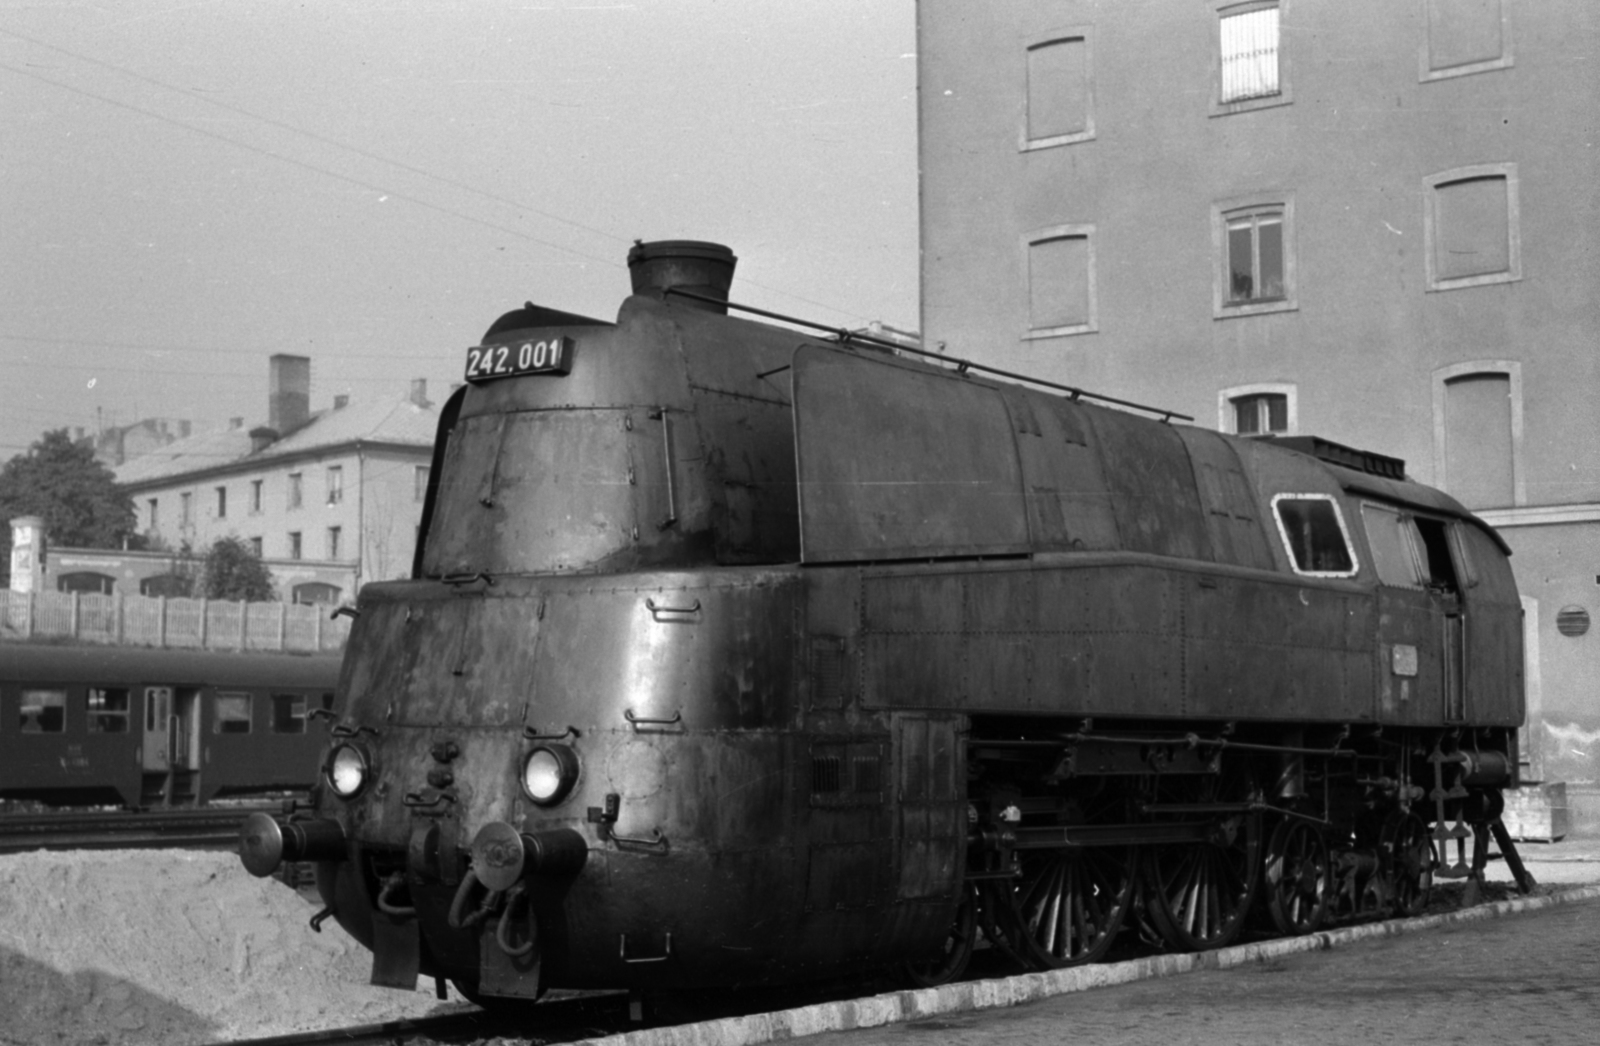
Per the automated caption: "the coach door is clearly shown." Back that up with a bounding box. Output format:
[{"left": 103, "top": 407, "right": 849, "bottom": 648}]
[{"left": 141, "top": 686, "right": 201, "bottom": 806}]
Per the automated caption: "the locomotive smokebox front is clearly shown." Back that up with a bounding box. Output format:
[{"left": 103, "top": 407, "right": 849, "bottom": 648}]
[{"left": 626, "top": 239, "right": 737, "bottom": 313}]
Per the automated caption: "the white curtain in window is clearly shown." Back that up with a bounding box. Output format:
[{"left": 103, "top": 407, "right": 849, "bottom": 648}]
[{"left": 1221, "top": 6, "right": 1280, "bottom": 102}]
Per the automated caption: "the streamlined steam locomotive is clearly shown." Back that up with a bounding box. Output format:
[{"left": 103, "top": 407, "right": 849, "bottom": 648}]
[{"left": 242, "top": 241, "right": 1528, "bottom": 1003}]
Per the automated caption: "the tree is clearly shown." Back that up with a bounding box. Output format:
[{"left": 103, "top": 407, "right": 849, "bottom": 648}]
[
  {"left": 0, "top": 430, "right": 136, "bottom": 583},
  {"left": 199, "top": 536, "right": 277, "bottom": 602}
]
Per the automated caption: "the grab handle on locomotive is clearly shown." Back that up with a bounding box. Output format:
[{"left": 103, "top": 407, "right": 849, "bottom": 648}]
[
  {"left": 523, "top": 724, "right": 581, "bottom": 743},
  {"left": 619, "top": 932, "right": 673, "bottom": 964},
  {"left": 402, "top": 790, "right": 457, "bottom": 809},
  {"left": 644, "top": 598, "right": 700, "bottom": 623},
  {"left": 624, "top": 707, "right": 683, "bottom": 728}
]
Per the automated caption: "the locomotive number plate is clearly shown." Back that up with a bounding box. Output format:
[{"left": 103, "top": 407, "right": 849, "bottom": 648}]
[{"left": 464, "top": 337, "right": 572, "bottom": 382}]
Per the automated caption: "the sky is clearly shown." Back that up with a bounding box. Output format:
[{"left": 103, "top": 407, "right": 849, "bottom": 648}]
[{"left": 0, "top": 0, "right": 919, "bottom": 460}]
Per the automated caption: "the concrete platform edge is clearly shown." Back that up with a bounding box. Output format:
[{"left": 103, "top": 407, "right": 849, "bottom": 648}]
[{"left": 571, "top": 885, "right": 1600, "bottom": 1046}]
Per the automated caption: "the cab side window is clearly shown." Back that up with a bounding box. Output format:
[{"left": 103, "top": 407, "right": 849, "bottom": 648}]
[
  {"left": 1272, "top": 494, "right": 1357, "bottom": 576},
  {"left": 1360, "top": 502, "right": 1425, "bottom": 587}
]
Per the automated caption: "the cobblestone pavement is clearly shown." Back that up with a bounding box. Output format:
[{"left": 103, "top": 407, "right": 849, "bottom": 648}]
[{"left": 785, "top": 839, "right": 1600, "bottom": 1046}]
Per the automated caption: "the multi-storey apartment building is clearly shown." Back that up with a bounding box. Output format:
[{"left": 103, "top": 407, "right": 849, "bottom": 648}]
[
  {"left": 112, "top": 355, "right": 439, "bottom": 604},
  {"left": 918, "top": 2, "right": 1597, "bottom": 799}
]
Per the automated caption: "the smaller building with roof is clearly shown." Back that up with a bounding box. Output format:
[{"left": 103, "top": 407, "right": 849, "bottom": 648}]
[{"left": 99, "top": 355, "right": 440, "bottom": 605}]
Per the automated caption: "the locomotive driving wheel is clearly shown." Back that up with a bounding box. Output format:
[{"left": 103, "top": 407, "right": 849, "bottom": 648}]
[
  {"left": 1263, "top": 818, "right": 1330, "bottom": 936},
  {"left": 1381, "top": 810, "right": 1435, "bottom": 917},
  {"left": 1141, "top": 775, "right": 1263, "bottom": 951},
  {"left": 1009, "top": 845, "right": 1136, "bottom": 968}
]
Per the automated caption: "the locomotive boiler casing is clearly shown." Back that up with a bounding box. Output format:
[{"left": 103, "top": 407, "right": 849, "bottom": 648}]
[{"left": 283, "top": 240, "right": 1526, "bottom": 1000}]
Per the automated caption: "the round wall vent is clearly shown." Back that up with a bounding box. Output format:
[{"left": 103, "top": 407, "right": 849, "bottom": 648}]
[{"left": 1556, "top": 606, "right": 1591, "bottom": 637}]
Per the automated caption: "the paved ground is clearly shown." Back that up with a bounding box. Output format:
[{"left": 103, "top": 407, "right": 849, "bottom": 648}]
[
  {"left": 793, "top": 900, "right": 1600, "bottom": 1046},
  {"left": 783, "top": 834, "right": 1600, "bottom": 1046}
]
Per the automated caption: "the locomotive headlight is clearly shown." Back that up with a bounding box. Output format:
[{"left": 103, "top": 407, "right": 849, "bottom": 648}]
[
  {"left": 327, "top": 743, "right": 370, "bottom": 798},
  {"left": 522, "top": 744, "right": 579, "bottom": 805}
]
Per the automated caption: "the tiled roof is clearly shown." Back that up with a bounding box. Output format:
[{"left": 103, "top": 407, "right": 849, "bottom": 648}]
[{"left": 115, "top": 395, "right": 439, "bottom": 487}]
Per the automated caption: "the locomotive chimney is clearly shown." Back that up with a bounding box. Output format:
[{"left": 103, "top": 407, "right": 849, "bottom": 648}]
[
  {"left": 627, "top": 240, "right": 737, "bottom": 313},
  {"left": 268, "top": 354, "right": 311, "bottom": 436}
]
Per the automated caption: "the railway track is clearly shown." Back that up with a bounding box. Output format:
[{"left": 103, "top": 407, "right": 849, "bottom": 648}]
[{"left": 0, "top": 806, "right": 275, "bottom": 853}]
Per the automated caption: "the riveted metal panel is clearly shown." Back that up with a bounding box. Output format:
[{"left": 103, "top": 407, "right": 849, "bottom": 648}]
[
  {"left": 1086, "top": 410, "right": 1210, "bottom": 560},
  {"left": 1006, "top": 390, "right": 1121, "bottom": 551},
  {"left": 1177, "top": 428, "right": 1276, "bottom": 570},
  {"left": 794, "top": 347, "right": 1029, "bottom": 562},
  {"left": 1184, "top": 573, "right": 1374, "bottom": 721}
]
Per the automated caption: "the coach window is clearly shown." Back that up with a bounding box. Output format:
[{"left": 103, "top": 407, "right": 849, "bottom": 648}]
[
  {"left": 21, "top": 689, "right": 67, "bottom": 733},
  {"left": 272, "top": 693, "right": 307, "bottom": 734},
  {"left": 214, "top": 692, "right": 253, "bottom": 734},
  {"left": 87, "top": 687, "right": 131, "bottom": 733},
  {"left": 1272, "top": 494, "right": 1357, "bottom": 577}
]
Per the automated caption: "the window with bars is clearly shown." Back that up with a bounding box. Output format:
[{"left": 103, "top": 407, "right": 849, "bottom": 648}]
[{"left": 1213, "top": 2, "right": 1288, "bottom": 115}]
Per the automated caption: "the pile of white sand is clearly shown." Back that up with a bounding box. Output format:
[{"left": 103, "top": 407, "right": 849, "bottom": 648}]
[{"left": 0, "top": 849, "right": 463, "bottom": 1045}]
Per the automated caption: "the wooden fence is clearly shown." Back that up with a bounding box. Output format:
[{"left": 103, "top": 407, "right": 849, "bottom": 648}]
[{"left": 0, "top": 589, "right": 348, "bottom": 653}]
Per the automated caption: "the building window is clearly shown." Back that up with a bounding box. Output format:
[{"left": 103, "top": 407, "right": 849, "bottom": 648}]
[
  {"left": 1214, "top": 196, "right": 1296, "bottom": 318},
  {"left": 288, "top": 472, "right": 303, "bottom": 510},
  {"left": 250, "top": 479, "right": 263, "bottom": 514},
  {"left": 148, "top": 498, "right": 158, "bottom": 530},
  {"left": 414, "top": 465, "right": 431, "bottom": 502},
  {"left": 1213, "top": 2, "right": 1290, "bottom": 115},
  {"left": 1424, "top": 165, "right": 1520, "bottom": 291},
  {"left": 1222, "top": 386, "right": 1295, "bottom": 437},
  {"left": 327, "top": 526, "right": 342, "bottom": 560},
  {"left": 1023, "top": 224, "right": 1097, "bottom": 339},
  {"left": 249, "top": 536, "right": 263, "bottom": 557},
  {"left": 1432, "top": 361, "right": 1523, "bottom": 509},
  {"left": 180, "top": 491, "right": 193, "bottom": 526},
  {"left": 1022, "top": 30, "right": 1093, "bottom": 150},
  {"left": 215, "top": 485, "right": 227, "bottom": 519},
  {"left": 1421, "top": 0, "right": 1511, "bottom": 82},
  {"left": 87, "top": 688, "right": 131, "bottom": 733},
  {"left": 1272, "top": 494, "right": 1358, "bottom": 578},
  {"left": 288, "top": 531, "right": 302, "bottom": 560},
  {"left": 326, "top": 465, "right": 343, "bottom": 505}
]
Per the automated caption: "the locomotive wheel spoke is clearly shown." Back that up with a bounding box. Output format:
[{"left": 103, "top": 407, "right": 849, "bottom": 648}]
[
  {"left": 1010, "top": 846, "right": 1135, "bottom": 969},
  {"left": 1143, "top": 812, "right": 1262, "bottom": 952},
  {"left": 1264, "top": 819, "right": 1330, "bottom": 936},
  {"left": 1381, "top": 810, "right": 1435, "bottom": 918},
  {"left": 902, "top": 882, "right": 979, "bottom": 987}
]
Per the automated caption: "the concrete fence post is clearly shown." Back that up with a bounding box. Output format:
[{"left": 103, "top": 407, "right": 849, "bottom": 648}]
[
  {"left": 157, "top": 596, "right": 167, "bottom": 647},
  {"left": 238, "top": 599, "right": 248, "bottom": 650},
  {"left": 70, "top": 591, "right": 80, "bottom": 638}
]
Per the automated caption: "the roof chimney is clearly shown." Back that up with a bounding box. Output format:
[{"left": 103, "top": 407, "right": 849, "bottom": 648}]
[
  {"left": 269, "top": 354, "right": 311, "bottom": 435},
  {"left": 333, "top": 394, "right": 349, "bottom": 410},
  {"left": 627, "top": 240, "right": 737, "bottom": 314},
  {"left": 409, "top": 379, "right": 430, "bottom": 408},
  {"left": 229, "top": 417, "right": 244, "bottom": 430}
]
